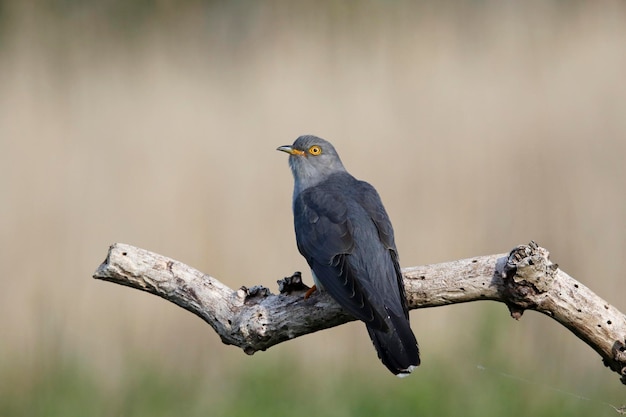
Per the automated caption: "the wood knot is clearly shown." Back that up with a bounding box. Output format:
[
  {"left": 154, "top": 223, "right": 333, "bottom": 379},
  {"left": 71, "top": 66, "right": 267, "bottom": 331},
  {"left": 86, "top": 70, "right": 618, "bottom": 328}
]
[
  {"left": 615, "top": 340, "right": 626, "bottom": 362},
  {"left": 277, "top": 271, "right": 310, "bottom": 295},
  {"left": 237, "top": 285, "right": 272, "bottom": 303},
  {"left": 611, "top": 338, "right": 626, "bottom": 385},
  {"left": 501, "top": 241, "right": 558, "bottom": 318}
]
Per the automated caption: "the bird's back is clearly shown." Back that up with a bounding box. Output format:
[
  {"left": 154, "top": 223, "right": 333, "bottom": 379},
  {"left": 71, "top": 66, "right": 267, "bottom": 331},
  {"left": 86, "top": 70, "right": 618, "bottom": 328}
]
[{"left": 293, "top": 172, "right": 419, "bottom": 374}]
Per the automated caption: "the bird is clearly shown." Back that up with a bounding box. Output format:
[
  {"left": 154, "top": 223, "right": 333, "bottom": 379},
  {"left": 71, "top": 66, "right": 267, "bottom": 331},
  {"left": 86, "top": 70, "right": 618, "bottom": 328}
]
[{"left": 277, "top": 135, "right": 420, "bottom": 376}]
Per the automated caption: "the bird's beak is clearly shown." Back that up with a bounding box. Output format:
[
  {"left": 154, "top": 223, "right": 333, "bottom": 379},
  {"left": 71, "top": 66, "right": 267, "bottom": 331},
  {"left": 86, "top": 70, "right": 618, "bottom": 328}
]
[{"left": 277, "top": 145, "right": 305, "bottom": 156}]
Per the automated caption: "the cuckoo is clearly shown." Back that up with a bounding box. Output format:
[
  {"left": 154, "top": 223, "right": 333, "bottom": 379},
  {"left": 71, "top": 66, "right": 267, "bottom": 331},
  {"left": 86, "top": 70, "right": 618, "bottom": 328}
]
[{"left": 277, "top": 135, "right": 420, "bottom": 376}]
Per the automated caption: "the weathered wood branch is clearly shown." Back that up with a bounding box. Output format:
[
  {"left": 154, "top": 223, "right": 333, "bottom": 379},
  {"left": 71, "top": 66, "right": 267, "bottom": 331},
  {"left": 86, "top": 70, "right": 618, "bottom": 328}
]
[{"left": 93, "top": 241, "right": 626, "bottom": 385}]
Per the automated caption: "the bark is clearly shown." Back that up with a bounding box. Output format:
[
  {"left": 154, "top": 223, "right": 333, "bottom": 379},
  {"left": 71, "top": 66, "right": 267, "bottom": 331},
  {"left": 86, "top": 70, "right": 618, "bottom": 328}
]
[{"left": 93, "top": 241, "right": 626, "bottom": 386}]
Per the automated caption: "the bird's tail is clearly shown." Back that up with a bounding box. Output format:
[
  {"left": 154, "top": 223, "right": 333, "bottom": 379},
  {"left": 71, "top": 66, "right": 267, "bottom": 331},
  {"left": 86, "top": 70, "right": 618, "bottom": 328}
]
[{"left": 366, "top": 312, "right": 420, "bottom": 377}]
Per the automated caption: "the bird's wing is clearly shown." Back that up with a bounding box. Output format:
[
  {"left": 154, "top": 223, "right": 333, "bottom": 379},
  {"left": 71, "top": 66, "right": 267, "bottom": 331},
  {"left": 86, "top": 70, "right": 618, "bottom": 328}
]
[
  {"left": 354, "top": 180, "right": 410, "bottom": 320},
  {"left": 294, "top": 186, "right": 388, "bottom": 330}
]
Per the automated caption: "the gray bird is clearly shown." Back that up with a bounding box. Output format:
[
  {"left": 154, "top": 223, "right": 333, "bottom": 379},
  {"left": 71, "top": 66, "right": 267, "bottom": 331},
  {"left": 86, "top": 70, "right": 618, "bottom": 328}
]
[{"left": 277, "top": 135, "right": 420, "bottom": 376}]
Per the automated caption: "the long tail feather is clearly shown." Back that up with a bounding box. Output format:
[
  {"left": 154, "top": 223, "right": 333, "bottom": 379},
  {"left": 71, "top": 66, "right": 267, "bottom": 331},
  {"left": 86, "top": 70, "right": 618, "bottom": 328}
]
[{"left": 366, "top": 312, "right": 420, "bottom": 376}]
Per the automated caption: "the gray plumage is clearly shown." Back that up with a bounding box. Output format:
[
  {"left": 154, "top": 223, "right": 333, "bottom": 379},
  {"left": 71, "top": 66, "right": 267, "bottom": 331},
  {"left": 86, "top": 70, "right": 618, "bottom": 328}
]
[{"left": 277, "top": 135, "right": 420, "bottom": 376}]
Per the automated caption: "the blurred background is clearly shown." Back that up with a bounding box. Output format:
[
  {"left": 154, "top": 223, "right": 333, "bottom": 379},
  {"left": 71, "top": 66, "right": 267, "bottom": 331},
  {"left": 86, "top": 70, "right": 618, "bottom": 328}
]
[{"left": 1, "top": 0, "right": 625, "bottom": 415}]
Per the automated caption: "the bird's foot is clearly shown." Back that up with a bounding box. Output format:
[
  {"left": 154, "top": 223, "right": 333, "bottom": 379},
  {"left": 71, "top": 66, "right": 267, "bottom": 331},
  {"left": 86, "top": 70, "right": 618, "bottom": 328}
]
[{"left": 303, "top": 284, "right": 317, "bottom": 299}]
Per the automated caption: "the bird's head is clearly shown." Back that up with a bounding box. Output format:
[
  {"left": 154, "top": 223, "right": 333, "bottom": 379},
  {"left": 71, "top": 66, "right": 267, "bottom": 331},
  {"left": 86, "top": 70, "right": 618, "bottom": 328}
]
[{"left": 277, "top": 135, "right": 347, "bottom": 193}]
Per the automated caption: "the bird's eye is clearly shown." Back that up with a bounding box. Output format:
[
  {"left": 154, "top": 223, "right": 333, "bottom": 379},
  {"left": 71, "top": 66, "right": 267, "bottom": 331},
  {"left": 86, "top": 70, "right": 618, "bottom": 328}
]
[{"left": 308, "top": 145, "right": 322, "bottom": 155}]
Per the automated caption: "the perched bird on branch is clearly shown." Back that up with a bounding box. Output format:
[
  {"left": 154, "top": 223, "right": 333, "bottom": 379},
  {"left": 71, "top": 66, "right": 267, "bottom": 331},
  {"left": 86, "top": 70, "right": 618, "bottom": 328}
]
[{"left": 277, "top": 135, "right": 420, "bottom": 376}]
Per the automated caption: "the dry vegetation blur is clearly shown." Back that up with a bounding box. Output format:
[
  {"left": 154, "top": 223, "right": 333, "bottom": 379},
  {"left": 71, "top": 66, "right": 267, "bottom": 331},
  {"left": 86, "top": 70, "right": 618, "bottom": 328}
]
[{"left": 1, "top": 1, "right": 625, "bottom": 415}]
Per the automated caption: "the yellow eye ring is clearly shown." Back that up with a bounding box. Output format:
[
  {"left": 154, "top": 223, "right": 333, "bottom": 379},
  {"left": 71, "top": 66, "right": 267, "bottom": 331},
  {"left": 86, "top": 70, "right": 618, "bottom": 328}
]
[{"left": 308, "top": 145, "right": 322, "bottom": 155}]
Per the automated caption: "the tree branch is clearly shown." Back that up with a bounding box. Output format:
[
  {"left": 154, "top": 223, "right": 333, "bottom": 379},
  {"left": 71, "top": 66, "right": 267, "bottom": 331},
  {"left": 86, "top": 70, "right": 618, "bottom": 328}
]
[{"left": 93, "top": 241, "right": 626, "bottom": 385}]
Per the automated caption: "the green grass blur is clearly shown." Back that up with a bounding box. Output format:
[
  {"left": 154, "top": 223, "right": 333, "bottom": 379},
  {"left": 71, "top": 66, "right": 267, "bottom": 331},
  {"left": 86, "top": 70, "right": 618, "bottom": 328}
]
[
  {"left": 1, "top": 304, "right": 623, "bottom": 416},
  {"left": 1, "top": 340, "right": 621, "bottom": 417}
]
